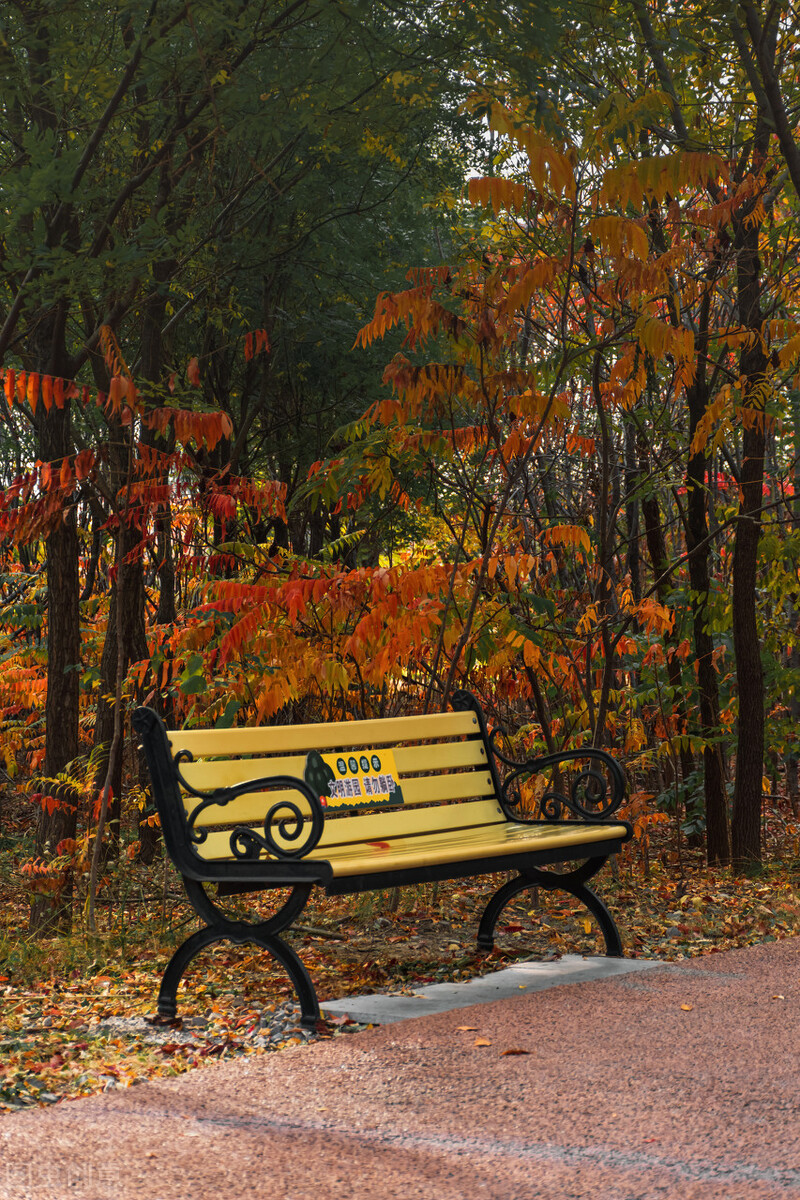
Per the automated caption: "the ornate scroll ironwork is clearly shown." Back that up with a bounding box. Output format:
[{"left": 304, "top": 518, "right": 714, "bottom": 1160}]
[
  {"left": 487, "top": 728, "right": 625, "bottom": 822},
  {"left": 173, "top": 750, "right": 325, "bottom": 861},
  {"left": 451, "top": 688, "right": 625, "bottom": 823}
]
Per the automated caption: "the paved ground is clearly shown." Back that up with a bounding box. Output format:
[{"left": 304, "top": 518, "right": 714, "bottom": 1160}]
[{"left": 1, "top": 938, "right": 799, "bottom": 1199}]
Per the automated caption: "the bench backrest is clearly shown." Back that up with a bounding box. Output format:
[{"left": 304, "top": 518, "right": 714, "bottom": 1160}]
[{"left": 135, "top": 694, "right": 505, "bottom": 868}]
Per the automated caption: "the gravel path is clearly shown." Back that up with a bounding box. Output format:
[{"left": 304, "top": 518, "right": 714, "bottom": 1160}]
[{"left": 1, "top": 937, "right": 799, "bottom": 1199}]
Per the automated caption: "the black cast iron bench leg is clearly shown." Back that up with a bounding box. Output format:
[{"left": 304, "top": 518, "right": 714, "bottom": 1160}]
[
  {"left": 158, "top": 879, "right": 320, "bottom": 1029},
  {"left": 476, "top": 855, "right": 623, "bottom": 956}
]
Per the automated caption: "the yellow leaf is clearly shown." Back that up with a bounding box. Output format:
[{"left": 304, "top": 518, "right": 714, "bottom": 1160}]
[
  {"left": 504, "top": 555, "right": 517, "bottom": 587},
  {"left": 467, "top": 176, "right": 530, "bottom": 212},
  {"left": 587, "top": 215, "right": 649, "bottom": 261},
  {"left": 474, "top": 1038, "right": 492, "bottom": 1047},
  {"left": 680, "top": 1004, "right": 693, "bottom": 1012},
  {"left": 523, "top": 640, "right": 539, "bottom": 669},
  {"left": 543, "top": 524, "right": 591, "bottom": 554}
]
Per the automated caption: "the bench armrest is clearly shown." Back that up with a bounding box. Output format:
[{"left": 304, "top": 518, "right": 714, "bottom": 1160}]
[
  {"left": 492, "top": 740, "right": 626, "bottom": 823},
  {"left": 133, "top": 706, "right": 326, "bottom": 864},
  {"left": 175, "top": 755, "right": 327, "bottom": 862},
  {"left": 451, "top": 690, "right": 625, "bottom": 823}
]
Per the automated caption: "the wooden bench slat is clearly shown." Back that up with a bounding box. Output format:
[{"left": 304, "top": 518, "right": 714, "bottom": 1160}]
[
  {"left": 397, "top": 741, "right": 489, "bottom": 772},
  {"left": 174, "top": 738, "right": 490, "bottom": 794},
  {"left": 194, "top": 798, "right": 507, "bottom": 861},
  {"left": 167, "top": 709, "right": 479, "bottom": 757},
  {"left": 185, "top": 769, "right": 498, "bottom": 828}
]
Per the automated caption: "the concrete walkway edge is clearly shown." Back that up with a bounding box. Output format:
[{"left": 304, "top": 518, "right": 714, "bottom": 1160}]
[{"left": 321, "top": 953, "right": 665, "bottom": 1023}]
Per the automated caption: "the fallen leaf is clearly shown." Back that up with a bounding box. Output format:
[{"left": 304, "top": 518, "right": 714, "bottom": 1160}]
[
  {"left": 680, "top": 1004, "right": 693, "bottom": 1011},
  {"left": 500, "top": 1047, "right": 530, "bottom": 1056},
  {"left": 455, "top": 1026, "right": 478, "bottom": 1032},
  {"left": 4, "top": 837, "right": 800, "bottom": 1114},
  {"left": 771, "top": 994, "right": 785, "bottom": 1000},
  {"left": 474, "top": 1038, "right": 492, "bottom": 1047}
]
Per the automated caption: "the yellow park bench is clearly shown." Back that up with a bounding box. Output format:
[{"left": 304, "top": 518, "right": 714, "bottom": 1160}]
[{"left": 133, "top": 691, "right": 632, "bottom": 1026}]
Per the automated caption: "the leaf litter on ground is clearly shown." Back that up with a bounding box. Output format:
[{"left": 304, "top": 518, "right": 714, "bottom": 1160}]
[{"left": 2, "top": 852, "right": 800, "bottom": 1113}]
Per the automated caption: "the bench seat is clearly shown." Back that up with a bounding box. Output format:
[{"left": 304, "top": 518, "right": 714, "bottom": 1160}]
[{"left": 197, "top": 818, "right": 629, "bottom": 877}]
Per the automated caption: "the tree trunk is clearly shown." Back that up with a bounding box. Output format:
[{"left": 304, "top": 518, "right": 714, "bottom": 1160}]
[
  {"left": 784, "top": 391, "right": 800, "bottom": 814},
  {"left": 625, "top": 417, "right": 641, "bottom": 600},
  {"left": 640, "top": 483, "right": 696, "bottom": 794},
  {"left": 136, "top": 248, "right": 177, "bottom": 860},
  {"left": 93, "top": 510, "right": 149, "bottom": 850},
  {"left": 31, "top": 406, "right": 81, "bottom": 932},
  {"left": 730, "top": 213, "right": 768, "bottom": 866},
  {"left": 685, "top": 291, "right": 731, "bottom": 865},
  {"left": 22, "top": 16, "right": 82, "bottom": 932},
  {"left": 140, "top": 247, "right": 178, "bottom": 627}
]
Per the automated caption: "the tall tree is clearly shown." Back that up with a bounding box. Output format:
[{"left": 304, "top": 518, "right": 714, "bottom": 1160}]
[
  {"left": 524, "top": 0, "right": 800, "bottom": 864},
  {"left": 0, "top": 0, "right": 495, "bottom": 921}
]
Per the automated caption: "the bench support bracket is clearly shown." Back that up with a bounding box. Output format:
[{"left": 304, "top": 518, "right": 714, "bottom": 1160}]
[
  {"left": 157, "top": 879, "right": 320, "bottom": 1029},
  {"left": 476, "top": 855, "right": 623, "bottom": 956}
]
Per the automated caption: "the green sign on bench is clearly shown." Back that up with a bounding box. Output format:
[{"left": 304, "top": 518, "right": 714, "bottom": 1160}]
[{"left": 305, "top": 747, "right": 405, "bottom": 809}]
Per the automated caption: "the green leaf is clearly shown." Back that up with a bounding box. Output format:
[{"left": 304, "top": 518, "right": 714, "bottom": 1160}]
[
  {"left": 215, "top": 698, "right": 240, "bottom": 728},
  {"left": 179, "top": 674, "right": 207, "bottom": 696}
]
